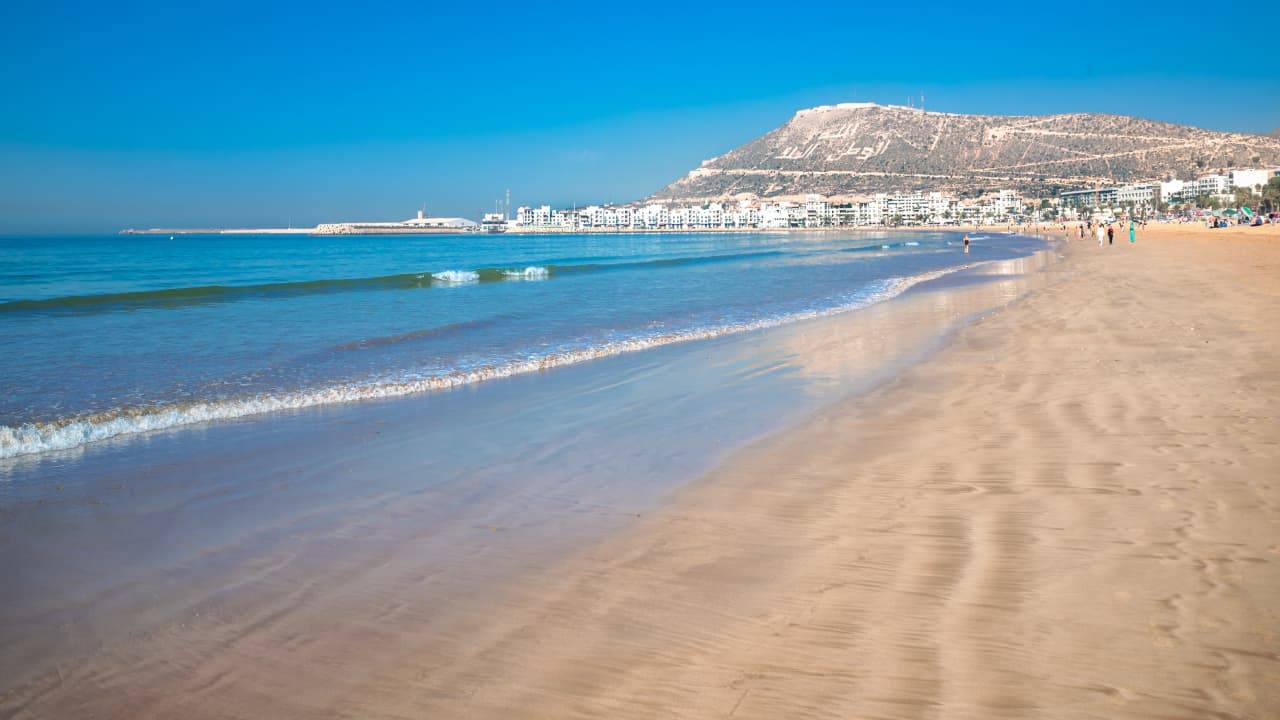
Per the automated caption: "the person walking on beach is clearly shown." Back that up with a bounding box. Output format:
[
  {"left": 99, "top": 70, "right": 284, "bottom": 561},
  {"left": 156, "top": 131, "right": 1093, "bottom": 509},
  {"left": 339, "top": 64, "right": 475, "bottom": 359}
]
[
  {"left": 1129, "top": 220, "right": 1136, "bottom": 243},
  {"left": 1107, "top": 224, "right": 1114, "bottom": 245},
  {"left": 1096, "top": 224, "right": 1105, "bottom": 247},
  {"left": 963, "top": 233, "right": 970, "bottom": 254}
]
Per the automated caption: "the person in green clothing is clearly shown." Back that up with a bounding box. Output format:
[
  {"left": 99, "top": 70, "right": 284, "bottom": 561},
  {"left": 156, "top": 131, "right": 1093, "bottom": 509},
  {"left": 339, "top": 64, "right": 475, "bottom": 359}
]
[{"left": 1129, "top": 220, "right": 1136, "bottom": 243}]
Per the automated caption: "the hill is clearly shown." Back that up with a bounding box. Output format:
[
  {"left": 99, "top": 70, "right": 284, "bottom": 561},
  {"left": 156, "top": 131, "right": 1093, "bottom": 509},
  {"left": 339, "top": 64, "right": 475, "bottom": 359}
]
[{"left": 652, "top": 103, "right": 1280, "bottom": 201}]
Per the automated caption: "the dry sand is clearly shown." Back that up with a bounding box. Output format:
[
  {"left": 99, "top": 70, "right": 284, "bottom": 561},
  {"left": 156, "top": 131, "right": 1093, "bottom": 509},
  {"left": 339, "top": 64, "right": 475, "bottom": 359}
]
[{"left": 336, "top": 224, "right": 1280, "bottom": 718}]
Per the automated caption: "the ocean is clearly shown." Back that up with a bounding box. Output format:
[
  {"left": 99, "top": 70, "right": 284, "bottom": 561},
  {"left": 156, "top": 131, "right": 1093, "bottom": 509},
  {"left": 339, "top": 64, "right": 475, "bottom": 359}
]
[{"left": 0, "top": 230, "right": 1042, "bottom": 461}]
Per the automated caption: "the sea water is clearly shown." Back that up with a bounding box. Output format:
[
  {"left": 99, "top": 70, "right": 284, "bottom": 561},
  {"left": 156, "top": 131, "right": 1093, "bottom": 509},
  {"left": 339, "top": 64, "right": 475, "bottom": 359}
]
[{"left": 0, "top": 231, "right": 1041, "bottom": 459}]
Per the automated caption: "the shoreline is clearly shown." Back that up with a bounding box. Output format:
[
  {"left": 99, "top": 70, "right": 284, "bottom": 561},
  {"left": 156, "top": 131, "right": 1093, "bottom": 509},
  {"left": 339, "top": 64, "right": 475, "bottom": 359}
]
[
  {"left": 0, "top": 263, "right": 963, "bottom": 460},
  {"left": 4, "top": 226, "right": 1276, "bottom": 717},
  {"left": 325, "top": 224, "right": 1280, "bottom": 717},
  {"left": 0, "top": 244, "right": 1061, "bottom": 718},
  {"left": 1, "top": 235, "right": 1025, "bottom": 461}
]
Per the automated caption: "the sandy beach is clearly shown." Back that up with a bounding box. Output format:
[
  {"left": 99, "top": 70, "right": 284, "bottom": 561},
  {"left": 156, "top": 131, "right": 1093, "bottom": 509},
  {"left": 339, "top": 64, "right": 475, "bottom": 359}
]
[
  {"left": 7, "top": 2, "right": 1279, "bottom": 717},
  {"left": 2, "top": 225, "right": 1277, "bottom": 719},
  {"left": 334, "top": 224, "right": 1280, "bottom": 718}
]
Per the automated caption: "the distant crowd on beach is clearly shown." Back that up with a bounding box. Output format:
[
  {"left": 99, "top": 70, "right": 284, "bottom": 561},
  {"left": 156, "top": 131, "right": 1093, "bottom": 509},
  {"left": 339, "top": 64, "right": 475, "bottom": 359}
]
[
  {"left": 1202, "top": 212, "right": 1277, "bottom": 229},
  {"left": 1158, "top": 207, "right": 1278, "bottom": 229},
  {"left": 1045, "top": 209, "right": 1278, "bottom": 245}
]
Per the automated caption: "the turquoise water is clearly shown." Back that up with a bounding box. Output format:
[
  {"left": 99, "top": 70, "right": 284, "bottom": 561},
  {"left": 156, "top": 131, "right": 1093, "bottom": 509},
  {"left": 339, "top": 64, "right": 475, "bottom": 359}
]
[{"left": 0, "top": 231, "right": 1041, "bottom": 458}]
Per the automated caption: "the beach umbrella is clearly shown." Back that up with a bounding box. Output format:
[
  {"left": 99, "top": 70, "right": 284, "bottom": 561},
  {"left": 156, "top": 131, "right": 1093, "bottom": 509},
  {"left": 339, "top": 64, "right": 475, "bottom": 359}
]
[{"left": 1241, "top": 207, "right": 1254, "bottom": 218}]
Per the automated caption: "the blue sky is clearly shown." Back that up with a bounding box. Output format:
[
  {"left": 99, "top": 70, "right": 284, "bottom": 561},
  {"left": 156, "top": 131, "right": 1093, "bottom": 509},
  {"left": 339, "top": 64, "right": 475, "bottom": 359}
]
[{"left": 2, "top": 0, "right": 1277, "bottom": 233}]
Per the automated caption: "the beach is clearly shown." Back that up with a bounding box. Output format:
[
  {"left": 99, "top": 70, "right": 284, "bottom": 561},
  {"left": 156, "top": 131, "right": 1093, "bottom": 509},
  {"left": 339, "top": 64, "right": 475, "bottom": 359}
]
[
  {"left": 7, "top": 1, "right": 1279, "bottom": 716},
  {"left": 0, "top": 232, "right": 1051, "bottom": 718},
  {"left": 335, "top": 224, "right": 1280, "bottom": 718},
  {"left": 2, "top": 225, "right": 1277, "bottom": 718}
]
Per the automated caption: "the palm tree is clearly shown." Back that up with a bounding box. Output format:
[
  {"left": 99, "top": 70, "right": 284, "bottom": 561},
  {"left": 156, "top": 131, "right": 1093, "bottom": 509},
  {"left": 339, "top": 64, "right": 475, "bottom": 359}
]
[{"left": 1260, "top": 177, "right": 1280, "bottom": 214}]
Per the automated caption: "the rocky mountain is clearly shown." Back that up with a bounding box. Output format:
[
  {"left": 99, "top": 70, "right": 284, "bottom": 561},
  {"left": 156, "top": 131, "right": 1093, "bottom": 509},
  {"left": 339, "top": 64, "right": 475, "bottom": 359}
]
[{"left": 652, "top": 103, "right": 1280, "bottom": 201}]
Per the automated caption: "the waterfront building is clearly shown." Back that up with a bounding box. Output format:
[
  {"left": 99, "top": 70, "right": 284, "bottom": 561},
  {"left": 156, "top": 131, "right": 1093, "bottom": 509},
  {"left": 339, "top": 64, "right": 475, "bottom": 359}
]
[
  {"left": 1060, "top": 188, "right": 1115, "bottom": 208},
  {"left": 1061, "top": 184, "right": 1157, "bottom": 208},
  {"left": 507, "top": 189, "right": 1019, "bottom": 232},
  {"left": 1115, "top": 184, "right": 1158, "bottom": 205},
  {"left": 1229, "top": 168, "right": 1278, "bottom": 193},
  {"left": 480, "top": 213, "right": 509, "bottom": 233},
  {"left": 758, "top": 203, "right": 791, "bottom": 229},
  {"left": 1194, "top": 174, "right": 1232, "bottom": 198},
  {"left": 1160, "top": 169, "right": 1277, "bottom": 205}
]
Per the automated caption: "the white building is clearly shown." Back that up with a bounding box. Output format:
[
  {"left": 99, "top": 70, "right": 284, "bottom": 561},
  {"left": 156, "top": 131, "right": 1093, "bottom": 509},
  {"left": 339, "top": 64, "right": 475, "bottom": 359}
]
[
  {"left": 1230, "top": 168, "right": 1277, "bottom": 193},
  {"left": 1159, "top": 180, "right": 1189, "bottom": 203},
  {"left": 759, "top": 203, "right": 791, "bottom": 229},
  {"left": 1156, "top": 169, "right": 1277, "bottom": 205},
  {"left": 1115, "top": 183, "right": 1158, "bottom": 204},
  {"left": 629, "top": 204, "right": 665, "bottom": 229},
  {"left": 1195, "top": 174, "right": 1232, "bottom": 198},
  {"left": 515, "top": 205, "right": 554, "bottom": 228}
]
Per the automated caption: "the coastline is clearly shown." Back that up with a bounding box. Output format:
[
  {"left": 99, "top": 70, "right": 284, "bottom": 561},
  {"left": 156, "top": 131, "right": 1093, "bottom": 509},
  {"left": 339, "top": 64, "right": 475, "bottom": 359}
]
[
  {"left": 0, "top": 243, "right": 1059, "bottom": 718},
  {"left": 329, "top": 223, "right": 1280, "bottom": 718},
  {"left": 9, "top": 7, "right": 1280, "bottom": 719},
  {"left": 4, "top": 225, "right": 1277, "bottom": 717},
  {"left": 0, "top": 264, "right": 981, "bottom": 460}
]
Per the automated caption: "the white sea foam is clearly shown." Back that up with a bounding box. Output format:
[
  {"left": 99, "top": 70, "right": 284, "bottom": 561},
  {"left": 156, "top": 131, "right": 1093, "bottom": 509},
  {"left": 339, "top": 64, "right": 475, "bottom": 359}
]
[
  {"left": 0, "top": 263, "right": 979, "bottom": 460},
  {"left": 432, "top": 270, "right": 479, "bottom": 283},
  {"left": 502, "top": 266, "right": 549, "bottom": 280},
  {"left": 880, "top": 244, "right": 891, "bottom": 249},
  {"left": 906, "top": 241, "right": 920, "bottom": 246}
]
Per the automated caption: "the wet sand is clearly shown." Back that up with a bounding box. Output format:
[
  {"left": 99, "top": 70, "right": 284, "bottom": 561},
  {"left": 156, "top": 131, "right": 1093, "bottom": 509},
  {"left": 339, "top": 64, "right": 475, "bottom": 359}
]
[{"left": 337, "top": 225, "right": 1280, "bottom": 718}]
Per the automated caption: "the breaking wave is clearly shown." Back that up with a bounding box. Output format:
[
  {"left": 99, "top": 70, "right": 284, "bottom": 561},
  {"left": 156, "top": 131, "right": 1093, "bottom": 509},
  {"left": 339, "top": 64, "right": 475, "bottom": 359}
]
[
  {"left": 0, "top": 264, "right": 977, "bottom": 460},
  {"left": 0, "top": 252, "right": 787, "bottom": 316},
  {"left": 431, "top": 270, "right": 480, "bottom": 284},
  {"left": 500, "top": 266, "right": 549, "bottom": 280}
]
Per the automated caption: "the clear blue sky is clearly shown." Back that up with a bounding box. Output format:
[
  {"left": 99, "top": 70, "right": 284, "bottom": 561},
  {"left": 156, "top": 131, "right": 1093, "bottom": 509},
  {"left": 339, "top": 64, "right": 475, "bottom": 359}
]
[{"left": 2, "top": 0, "right": 1276, "bottom": 233}]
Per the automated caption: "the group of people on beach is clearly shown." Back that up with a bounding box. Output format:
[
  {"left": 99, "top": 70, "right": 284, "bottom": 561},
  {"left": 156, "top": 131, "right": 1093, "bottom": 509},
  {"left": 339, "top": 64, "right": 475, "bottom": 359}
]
[
  {"left": 958, "top": 219, "right": 1138, "bottom": 255},
  {"left": 1069, "top": 219, "right": 1137, "bottom": 246}
]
